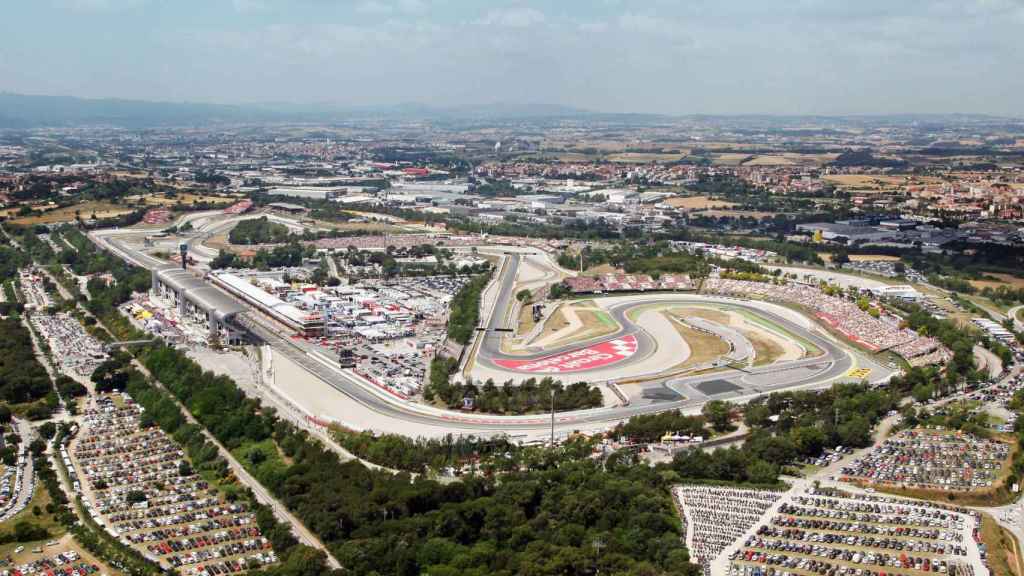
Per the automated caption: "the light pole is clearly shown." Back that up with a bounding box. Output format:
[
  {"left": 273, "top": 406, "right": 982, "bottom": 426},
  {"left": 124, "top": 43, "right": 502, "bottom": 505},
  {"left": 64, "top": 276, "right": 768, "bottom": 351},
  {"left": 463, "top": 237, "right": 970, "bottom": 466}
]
[{"left": 550, "top": 386, "right": 556, "bottom": 447}]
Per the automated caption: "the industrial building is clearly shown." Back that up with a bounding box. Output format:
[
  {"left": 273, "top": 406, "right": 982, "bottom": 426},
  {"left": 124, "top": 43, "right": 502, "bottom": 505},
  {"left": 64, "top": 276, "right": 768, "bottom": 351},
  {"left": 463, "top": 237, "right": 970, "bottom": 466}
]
[
  {"left": 267, "top": 187, "right": 343, "bottom": 201},
  {"left": 211, "top": 272, "right": 325, "bottom": 336}
]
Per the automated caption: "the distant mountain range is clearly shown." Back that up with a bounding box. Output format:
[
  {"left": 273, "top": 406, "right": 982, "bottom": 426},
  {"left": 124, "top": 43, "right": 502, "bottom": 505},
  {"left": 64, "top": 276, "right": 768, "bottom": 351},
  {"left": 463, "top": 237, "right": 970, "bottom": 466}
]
[
  {"left": 0, "top": 93, "right": 607, "bottom": 128},
  {"left": 0, "top": 92, "right": 1019, "bottom": 129}
]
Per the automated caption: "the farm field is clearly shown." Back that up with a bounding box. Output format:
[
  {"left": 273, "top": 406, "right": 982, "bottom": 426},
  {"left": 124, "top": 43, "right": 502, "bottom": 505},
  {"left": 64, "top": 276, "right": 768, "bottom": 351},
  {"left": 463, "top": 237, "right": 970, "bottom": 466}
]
[
  {"left": 665, "top": 195, "right": 739, "bottom": 210},
  {"left": 711, "top": 153, "right": 752, "bottom": 166},
  {"left": 128, "top": 192, "right": 238, "bottom": 206},
  {"left": 969, "top": 272, "right": 1024, "bottom": 291},
  {"left": 741, "top": 155, "right": 797, "bottom": 166},
  {"left": 606, "top": 152, "right": 688, "bottom": 163},
  {"left": 823, "top": 174, "right": 944, "bottom": 191},
  {"left": 9, "top": 201, "right": 135, "bottom": 225}
]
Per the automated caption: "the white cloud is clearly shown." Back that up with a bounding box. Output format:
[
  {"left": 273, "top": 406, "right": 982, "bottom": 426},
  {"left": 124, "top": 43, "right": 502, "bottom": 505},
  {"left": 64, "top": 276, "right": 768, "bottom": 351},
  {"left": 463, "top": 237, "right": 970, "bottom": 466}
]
[
  {"left": 396, "top": 0, "right": 426, "bottom": 14},
  {"left": 355, "top": 0, "right": 393, "bottom": 15},
  {"left": 478, "top": 7, "right": 546, "bottom": 28},
  {"left": 56, "top": 0, "right": 150, "bottom": 11}
]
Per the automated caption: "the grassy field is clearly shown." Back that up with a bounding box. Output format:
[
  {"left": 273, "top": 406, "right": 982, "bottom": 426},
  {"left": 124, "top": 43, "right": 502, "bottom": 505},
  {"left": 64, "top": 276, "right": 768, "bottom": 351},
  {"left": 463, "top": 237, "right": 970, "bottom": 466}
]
[
  {"left": 582, "top": 263, "right": 623, "bottom": 275},
  {"left": 546, "top": 307, "right": 619, "bottom": 348},
  {"left": 664, "top": 311, "right": 731, "bottom": 369},
  {"left": 746, "top": 330, "right": 786, "bottom": 365},
  {"left": 665, "top": 195, "right": 739, "bottom": 210},
  {"left": 516, "top": 303, "right": 538, "bottom": 336},
  {"left": 0, "top": 482, "right": 67, "bottom": 541},
  {"left": 10, "top": 201, "right": 135, "bottom": 225},
  {"left": 822, "top": 174, "right": 944, "bottom": 192},
  {"left": 0, "top": 534, "right": 120, "bottom": 575},
  {"left": 981, "top": 512, "right": 1022, "bottom": 576}
]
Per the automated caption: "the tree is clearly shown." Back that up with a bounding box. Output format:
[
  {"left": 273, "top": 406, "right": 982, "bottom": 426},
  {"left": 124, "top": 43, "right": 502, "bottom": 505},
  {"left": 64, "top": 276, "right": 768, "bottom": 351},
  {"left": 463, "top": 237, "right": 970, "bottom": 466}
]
[
  {"left": 516, "top": 289, "right": 532, "bottom": 303},
  {"left": 743, "top": 404, "right": 771, "bottom": 428},
  {"left": 745, "top": 458, "right": 778, "bottom": 484},
  {"left": 126, "top": 490, "right": 147, "bottom": 504},
  {"left": 702, "top": 400, "right": 733, "bottom": 432},
  {"left": 789, "top": 426, "right": 827, "bottom": 457}
]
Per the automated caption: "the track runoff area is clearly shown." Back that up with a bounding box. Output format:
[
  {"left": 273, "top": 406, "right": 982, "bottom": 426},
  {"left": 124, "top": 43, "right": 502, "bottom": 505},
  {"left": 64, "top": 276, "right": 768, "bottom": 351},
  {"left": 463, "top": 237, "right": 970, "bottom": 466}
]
[{"left": 472, "top": 256, "right": 895, "bottom": 409}]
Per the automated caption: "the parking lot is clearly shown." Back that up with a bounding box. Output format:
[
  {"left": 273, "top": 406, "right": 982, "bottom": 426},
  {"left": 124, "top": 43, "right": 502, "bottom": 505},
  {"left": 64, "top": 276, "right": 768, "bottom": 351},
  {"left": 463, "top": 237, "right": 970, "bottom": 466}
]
[
  {"left": 30, "top": 312, "right": 108, "bottom": 377},
  {"left": 68, "top": 393, "right": 277, "bottom": 574},
  {"left": 723, "top": 487, "right": 988, "bottom": 576},
  {"left": 0, "top": 419, "right": 35, "bottom": 523},
  {"left": 18, "top": 268, "right": 53, "bottom": 310},
  {"left": 840, "top": 428, "right": 1011, "bottom": 492}
]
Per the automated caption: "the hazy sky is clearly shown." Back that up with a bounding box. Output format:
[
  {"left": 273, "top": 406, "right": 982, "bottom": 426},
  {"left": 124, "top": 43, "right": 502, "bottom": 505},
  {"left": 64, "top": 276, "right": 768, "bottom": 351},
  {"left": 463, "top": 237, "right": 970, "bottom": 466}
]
[{"left": 2, "top": 0, "right": 1023, "bottom": 115}]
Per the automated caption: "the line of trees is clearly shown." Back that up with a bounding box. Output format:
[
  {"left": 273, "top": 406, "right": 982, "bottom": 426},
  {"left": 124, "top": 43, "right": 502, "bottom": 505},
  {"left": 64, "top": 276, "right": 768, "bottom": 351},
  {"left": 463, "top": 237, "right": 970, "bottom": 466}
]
[
  {"left": 424, "top": 357, "right": 604, "bottom": 414},
  {"left": 446, "top": 272, "right": 491, "bottom": 344}
]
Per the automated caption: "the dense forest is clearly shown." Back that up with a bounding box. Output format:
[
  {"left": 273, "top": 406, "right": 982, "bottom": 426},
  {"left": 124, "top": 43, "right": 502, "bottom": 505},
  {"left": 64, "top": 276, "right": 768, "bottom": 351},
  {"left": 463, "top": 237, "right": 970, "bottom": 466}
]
[
  {"left": 0, "top": 317, "right": 53, "bottom": 405},
  {"left": 228, "top": 216, "right": 292, "bottom": 245},
  {"left": 132, "top": 343, "right": 700, "bottom": 576},
  {"left": 212, "top": 240, "right": 315, "bottom": 270}
]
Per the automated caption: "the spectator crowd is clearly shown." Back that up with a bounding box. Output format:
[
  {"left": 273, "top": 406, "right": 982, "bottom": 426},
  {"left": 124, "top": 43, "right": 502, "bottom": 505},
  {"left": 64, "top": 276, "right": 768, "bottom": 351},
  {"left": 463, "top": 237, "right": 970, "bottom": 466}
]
[{"left": 704, "top": 278, "right": 949, "bottom": 366}]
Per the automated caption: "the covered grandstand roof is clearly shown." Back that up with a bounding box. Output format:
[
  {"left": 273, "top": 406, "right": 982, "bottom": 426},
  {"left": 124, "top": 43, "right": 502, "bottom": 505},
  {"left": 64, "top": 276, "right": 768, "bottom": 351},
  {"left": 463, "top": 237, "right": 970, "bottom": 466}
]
[{"left": 154, "top": 266, "right": 246, "bottom": 321}]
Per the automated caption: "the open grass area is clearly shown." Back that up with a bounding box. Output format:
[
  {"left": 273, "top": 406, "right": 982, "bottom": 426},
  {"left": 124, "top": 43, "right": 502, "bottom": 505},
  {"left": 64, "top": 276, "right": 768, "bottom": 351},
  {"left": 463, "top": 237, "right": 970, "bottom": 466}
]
[
  {"left": 10, "top": 201, "right": 135, "bottom": 225},
  {"left": 530, "top": 303, "right": 568, "bottom": 341},
  {"left": 0, "top": 534, "right": 120, "bottom": 575},
  {"left": 0, "top": 483, "right": 66, "bottom": 542},
  {"left": 582, "top": 263, "right": 622, "bottom": 275},
  {"left": 516, "top": 302, "right": 538, "bottom": 336},
  {"left": 546, "top": 307, "right": 619, "bottom": 348},
  {"left": 747, "top": 330, "right": 787, "bottom": 366},
  {"left": 230, "top": 438, "right": 291, "bottom": 485},
  {"left": 712, "top": 153, "right": 753, "bottom": 166},
  {"left": 664, "top": 311, "right": 730, "bottom": 369},
  {"left": 981, "top": 512, "right": 1022, "bottom": 576}
]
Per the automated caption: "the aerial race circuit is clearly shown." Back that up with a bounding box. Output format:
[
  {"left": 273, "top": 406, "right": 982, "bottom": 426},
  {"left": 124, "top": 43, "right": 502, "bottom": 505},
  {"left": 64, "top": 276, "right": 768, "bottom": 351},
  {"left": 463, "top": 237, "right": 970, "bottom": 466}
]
[{"left": 89, "top": 210, "right": 896, "bottom": 441}]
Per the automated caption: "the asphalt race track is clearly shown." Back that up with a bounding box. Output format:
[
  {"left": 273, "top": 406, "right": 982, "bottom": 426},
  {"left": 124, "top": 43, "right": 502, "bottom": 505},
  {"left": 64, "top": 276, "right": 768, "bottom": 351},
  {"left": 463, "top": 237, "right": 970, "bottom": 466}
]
[{"left": 89, "top": 214, "right": 895, "bottom": 439}]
